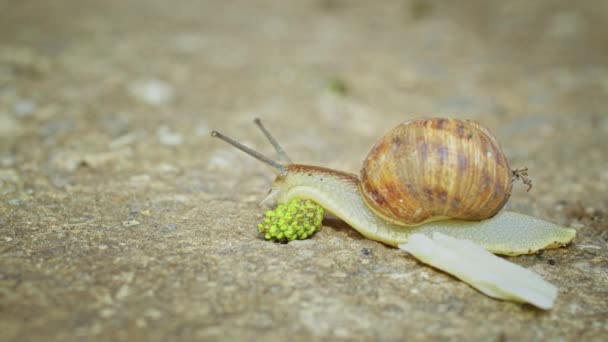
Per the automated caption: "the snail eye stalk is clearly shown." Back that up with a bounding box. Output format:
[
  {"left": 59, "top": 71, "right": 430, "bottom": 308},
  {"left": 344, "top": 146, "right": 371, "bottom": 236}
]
[
  {"left": 210, "top": 130, "right": 286, "bottom": 174},
  {"left": 253, "top": 118, "right": 292, "bottom": 164}
]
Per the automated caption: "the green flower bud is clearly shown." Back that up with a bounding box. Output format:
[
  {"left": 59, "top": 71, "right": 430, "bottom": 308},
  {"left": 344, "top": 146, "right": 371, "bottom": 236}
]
[{"left": 257, "top": 199, "right": 324, "bottom": 243}]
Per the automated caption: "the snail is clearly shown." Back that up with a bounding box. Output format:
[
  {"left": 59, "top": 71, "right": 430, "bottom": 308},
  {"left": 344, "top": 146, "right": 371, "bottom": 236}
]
[{"left": 211, "top": 118, "right": 575, "bottom": 256}]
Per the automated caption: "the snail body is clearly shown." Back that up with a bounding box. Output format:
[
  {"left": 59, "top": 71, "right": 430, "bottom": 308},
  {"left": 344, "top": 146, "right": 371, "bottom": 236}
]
[
  {"left": 271, "top": 164, "right": 573, "bottom": 255},
  {"left": 211, "top": 118, "right": 575, "bottom": 255}
]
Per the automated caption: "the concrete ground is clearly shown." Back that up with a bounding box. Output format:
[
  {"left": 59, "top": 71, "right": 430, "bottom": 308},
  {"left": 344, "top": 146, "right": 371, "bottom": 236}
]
[{"left": 1, "top": 0, "right": 607, "bottom": 340}]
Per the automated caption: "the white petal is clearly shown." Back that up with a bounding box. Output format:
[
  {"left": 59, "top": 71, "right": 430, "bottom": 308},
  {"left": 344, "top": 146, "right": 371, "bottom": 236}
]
[{"left": 399, "top": 233, "right": 558, "bottom": 309}]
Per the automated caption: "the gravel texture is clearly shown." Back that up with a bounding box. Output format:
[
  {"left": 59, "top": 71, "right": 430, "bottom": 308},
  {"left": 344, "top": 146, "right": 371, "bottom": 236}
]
[{"left": 1, "top": 1, "right": 607, "bottom": 341}]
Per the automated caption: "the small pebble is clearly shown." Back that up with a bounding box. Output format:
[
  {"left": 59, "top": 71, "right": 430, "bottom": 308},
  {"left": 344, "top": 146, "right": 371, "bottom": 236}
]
[
  {"left": 51, "top": 174, "right": 72, "bottom": 188},
  {"left": 109, "top": 131, "right": 141, "bottom": 149},
  {"left": 8, "top": 198, "right": 24, "bottom": 206},
  {"left": 99, "top": 308, "right": 115, "bottom": 318},
  {"left": 13, "top": 100, "right": 36, "bottom": 118},
  {"left": 122, "top": 220, "right": 141, "bottom": 227},
  {"left": 157, "top": 126, "right": 183, "bottom": 146},
  {"left": 156, "top": 163, "right": 179, "bottom": 174},
  {"left": 571, "top": 222, "right": 585, "bottom": 229},
  {"left": 161, "top": 224, "right": 177, "bottom": 231},
  {"left": 128, "top": 79, "right": 174, "bottom": 106},
  {"left": 40, "top": 120, "right": 74, "bottom": 139},
  {"left": 81, "top": 149, "right": 133, "bottom": 169},
  {"left": 153, "top": 194, "right": 188, "bottom": 203},
  {"left": 115, "top": 284, "right": 130, "bottom": 300},
  {"left": 145, "top": 309, "right": 162, "bottom": 319},
  {"left": 49, "top": 151, "right": 81, "bottom": 172},
  {"left": 130, "top": 174, "right": 151, "bottom": 186},
  {"left": 99, "top": 114, "right": 131, "bottom": 136}
]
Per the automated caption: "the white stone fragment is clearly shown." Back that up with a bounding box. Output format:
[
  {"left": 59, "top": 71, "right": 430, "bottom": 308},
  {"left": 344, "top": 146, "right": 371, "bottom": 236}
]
[
  {"left": 115, "top": 284, "right": 131, "bottom": 300},
  {"left": 130, "top": 174, "right": 151, "bottom": 186},
  {"left": 13, "top": 100, "right": 36, "bottom": 118},
  {"left": 122, "top": 220, "right": 141, "bottom": 227},
  {"left": 109, "top": 131, "right": 141, "bottom": 149},
  {"left": 157, "top": 125, "right": 183, "bottom": 146},
  {"left": 128, "top": 79, "right": 174, "bottom": 106}
]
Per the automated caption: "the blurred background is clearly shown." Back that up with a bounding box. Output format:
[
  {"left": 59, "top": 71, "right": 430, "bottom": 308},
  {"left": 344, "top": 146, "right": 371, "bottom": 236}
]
[
  {"left": 1, "top": 0, "right": 607, "bottom": 340},
  {"left": 1, "top": 0, "right": 606, "bottom": 186}
]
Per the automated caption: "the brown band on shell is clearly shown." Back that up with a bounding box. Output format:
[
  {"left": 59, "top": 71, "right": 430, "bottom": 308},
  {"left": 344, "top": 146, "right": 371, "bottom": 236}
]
[
  {"left": 436, "top": 145, "right": 449, "bottom": 165},
  {"left": 419, "top": 141, "right": 429, "bottom": 159},
  {"left": 456, "top": 122, "right": 465, "bottom": 138},
  {"left": 391, "top": 135, "right": 403, "bottom": 148},
  {"left": 432, "top": 118, "right": 447, "bottom": 130},
  {"left": 458, "top": 152, "right": 468, "bottom": 175},
  {"left": 285, "top": 164, "right": 359, "bottom": 185}
]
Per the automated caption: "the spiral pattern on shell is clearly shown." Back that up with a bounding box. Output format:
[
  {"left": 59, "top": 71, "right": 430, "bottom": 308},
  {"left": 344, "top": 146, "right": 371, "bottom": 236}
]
[{"left": 360, "top": 118, "right": 513, "bottom": 226}]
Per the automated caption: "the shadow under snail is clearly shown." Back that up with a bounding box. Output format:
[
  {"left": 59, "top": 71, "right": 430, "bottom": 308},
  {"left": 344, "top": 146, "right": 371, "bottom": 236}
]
[{"left": 211, "top": 118, "right": 575, "bottom": 256}]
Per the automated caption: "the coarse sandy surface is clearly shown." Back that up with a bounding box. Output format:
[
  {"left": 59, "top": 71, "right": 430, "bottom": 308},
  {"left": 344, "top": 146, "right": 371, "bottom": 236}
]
[{"left": 1, "top": 1, "right": 607, "bottom": 341}]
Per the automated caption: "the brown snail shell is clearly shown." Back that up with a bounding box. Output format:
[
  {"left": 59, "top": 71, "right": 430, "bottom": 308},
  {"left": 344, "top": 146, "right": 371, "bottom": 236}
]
[{"left": 360, "top": 118, "right": 513, "bottom": 226}]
